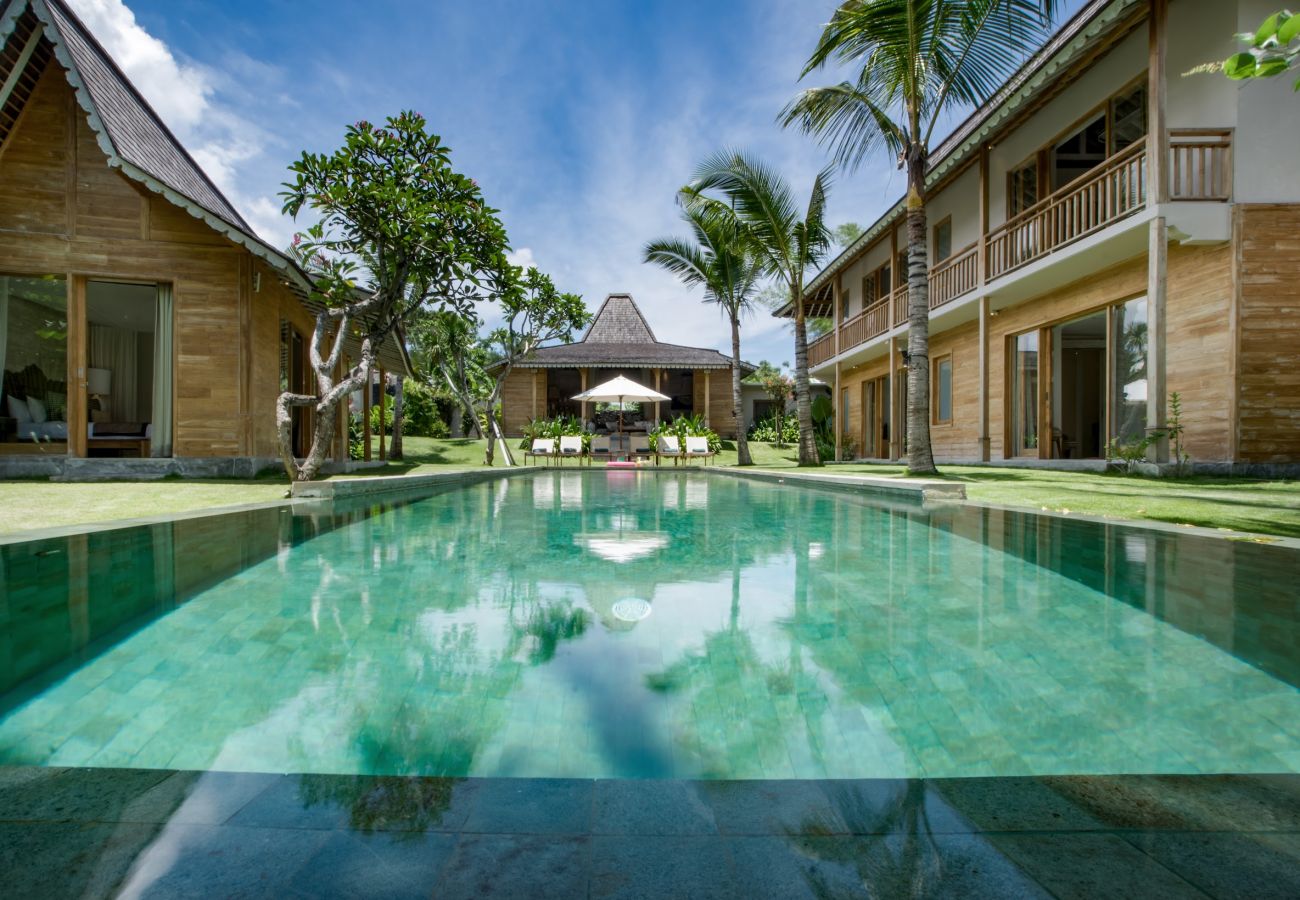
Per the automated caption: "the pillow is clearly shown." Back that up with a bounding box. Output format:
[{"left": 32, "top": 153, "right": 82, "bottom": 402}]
[
  {"left": 26, "top": 395, "right": 47, "bottom": 423},
  {"left": 5, "top": 394, "right": 33, "bottom": 423}
]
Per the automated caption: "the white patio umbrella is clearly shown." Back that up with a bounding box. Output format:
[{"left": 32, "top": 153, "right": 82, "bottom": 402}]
[{"left": 572, "top": 374, "right": 670, "bottom": 434}]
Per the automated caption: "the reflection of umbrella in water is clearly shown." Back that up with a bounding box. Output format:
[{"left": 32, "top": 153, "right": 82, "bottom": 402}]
[
  {"left": 572, "top": 375, "right": 670, "bottom": 434},
  {"left": 575, "top": 532, "right": 670, "bottom": 563}
]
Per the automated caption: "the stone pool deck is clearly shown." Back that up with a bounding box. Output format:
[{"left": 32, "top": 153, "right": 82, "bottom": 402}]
[{"left": 1, "top": 766, "right": 1296, "bottom": 898}]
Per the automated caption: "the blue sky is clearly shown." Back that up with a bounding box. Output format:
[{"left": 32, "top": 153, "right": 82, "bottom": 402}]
[{"left": 70, "top": 0, "right": 1083, "bottom": 366}]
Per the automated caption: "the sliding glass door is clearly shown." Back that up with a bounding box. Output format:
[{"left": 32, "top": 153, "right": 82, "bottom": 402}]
[
  {"left": 1, "top": 275, "right": 69, "bottom": 455},
  {"left": 1011, "top": 331, "right": 1040, "bottom": 456}
]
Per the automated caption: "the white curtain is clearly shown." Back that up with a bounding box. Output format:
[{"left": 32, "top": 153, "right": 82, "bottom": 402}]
[
  {"left": 89, "top": 324, "right": 138, "bottom": 421},
  {"left": 151, "top": 284, "right": 173, "bottom": 457}
]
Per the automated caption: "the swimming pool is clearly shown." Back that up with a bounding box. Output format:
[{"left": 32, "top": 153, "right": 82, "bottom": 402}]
[{"left": 1, "top": 470, "right": 1297, "bottom": 780}]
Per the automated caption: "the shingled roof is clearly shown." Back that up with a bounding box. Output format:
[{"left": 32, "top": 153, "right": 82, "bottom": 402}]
[{"left": 510, "top": 294, "right": 754, "bottom": 372}]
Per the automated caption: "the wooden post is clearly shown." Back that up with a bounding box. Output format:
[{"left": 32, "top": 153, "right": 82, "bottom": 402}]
[
  {"left": 654, "top": 369, "right": 661, "bottom": 424},
  {"left": 1146, "top": 0, "right": 1168, "bottom": 462},
  {"left": 833, "top": 277, "right": 842, "bottom": 356},
  {"left": 978, "top": 144, "right": 990, "bottom": 286},
  {"left": 834, "top": 361, "right": 842, "bottom": 461},
  {"left": 377, "top": 367, "right": 387, "bottom": 461},
  {"left": 362, "top": 369, "right": 372, "bottom": 462},
  {"left": 531, "top": 370, "right": 538, "bottom": 420},
  {"left": 580, "top": 368, "right": 589, "bottom": 421},
  {"left": 888, "top": 337, "right": 900, "bottom": 460},
  {"left": 67, "top": 275, "right": 87, "bottom": 458},
  {"left": 703, "top": 370, "right": 711, "bottom": 428},
  {"left": 978, "top": 295, "right": 990, "bottom": 461}
]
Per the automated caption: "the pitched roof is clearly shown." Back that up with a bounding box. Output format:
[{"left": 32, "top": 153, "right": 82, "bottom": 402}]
[
  {"left": 583, "top": 294, "right": 657, "bottom": 343},
  {"left": 507, "top": 294, "right": 754, "bottom": 373}
]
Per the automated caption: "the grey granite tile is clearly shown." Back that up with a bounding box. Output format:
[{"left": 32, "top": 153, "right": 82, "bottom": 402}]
[
  {"left": 286, "top": 829, "right": 457, "bottom": 899},
  {"left": 592, "top": 779, "right": 718, "bottom": 836},
  {"left": 0, "top": 820, "right": 160, "bottom": 900},
  {"left": 727, "top": 833, "right": 1053, "bottom": 900},
  {"left": 433, "top": 834, "right": 590, "bottom": 899},
  {"left": 461, "top": 778, "right": 593, "bottom": 834},
  {"left": 925, "top": 776, "right": 1108, "bottom": 833},
  {"left": 0, "top": 766, "right": 173, "bottom": 823},
  {"left": 121, "top": 770, "right": 279, "bottom": 826},
  {"left": 991, "top": 833, "right": 1210, "bottom": 899},
  {"left": 698, "top": 779, "right": 851, "bottom": 836},
  {"left": 113, "top": 823, "right": 331, "bottom": 899},
  {"left": 1039, "top": 775, "right": 1300, "bottom": 833},
  {"left": 590, "top": 835, "right": 737, "bottom": 899},
  {"left": 1123, "top": 831, "right": 1300, "bottom": 900}
]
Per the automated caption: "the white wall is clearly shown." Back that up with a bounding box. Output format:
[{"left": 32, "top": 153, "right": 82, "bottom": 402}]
[
  {"left": 837, "top": 231, "right": 897, "bottom": 320},
  {"left": 922, "top": 164, "right": 981, "bottom": 258},
  {"left": 1233, "top": 0, "right": 1300, "bottom": 201}
]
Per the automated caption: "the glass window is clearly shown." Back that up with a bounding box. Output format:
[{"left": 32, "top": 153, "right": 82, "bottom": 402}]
[
  {"left": 1051, "top": 114, "right": 1107, "bottom": 190},
  {"left": 861, "top": 273, "right": 876, "bottom": 307},
  {"left": 1012, "top": 331, "right": 1039, "bottom": 455},
  {"left": 934, "top": 356, "right": 953, "bottom": 424},
  {"left": 1109, "top": 84, "right": 1147, "bottom": 154},
  {"left": 880, "top": 262, "right": 892, "bottom": 294},
  {"left": 933, "top": 218, "right": 952, "bottom": 263},
  {"left": 1009, "top": 160, "right": 1038, "bottom": 216},
  {"left": 1110, "top": 297, "right": 1148, "bottom": 444},
  {"left": 1, "top": 275, "right": 69, "bottom": 453},
  {"left": 840, "top": 388, "right": 852, "bottom": 437}
]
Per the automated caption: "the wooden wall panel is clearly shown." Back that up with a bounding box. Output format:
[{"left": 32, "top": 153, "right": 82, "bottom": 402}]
[
  {"left": 928, "top": 320, "right": 983, "bottom": 460},
  {"left": 500, "top": 369, "right": 535, "bottom": 436},
  {"left": 706, "top": 369, "right": 735, "bottom": 438},
  {"left": 0, "top": 66, "right": 70, "bottom": 236},
  {"left": 0, "top": 66, "right": 319, "bottom": 460},
  {"left": 1236, "top": 204, "right": 1300, "bottom": 462}
]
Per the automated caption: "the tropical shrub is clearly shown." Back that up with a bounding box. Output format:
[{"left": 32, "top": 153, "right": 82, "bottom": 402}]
[
  {"left": 748, "top": 415, "right": 799, "bottom": 444},
  {"left": 519, "top": 415, "right": 590, "bottom": 451},
  {"left": 401, "top": 379, "right": 448, "bottom": 437},
  {"left": 368, "top": 402, "right": 394, "bottom": 436},
  {"left": 649, "top": 414, "right": 721, "bottom": 453}
]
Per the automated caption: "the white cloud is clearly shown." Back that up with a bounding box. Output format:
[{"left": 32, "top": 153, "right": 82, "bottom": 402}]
[{"left": 506, "top": 247, "right": 538, "bottom": 270}]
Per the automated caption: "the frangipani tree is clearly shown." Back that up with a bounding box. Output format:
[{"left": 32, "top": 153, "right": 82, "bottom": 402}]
[
  {"left": 782, "top": 0, "right": 1058, "bottom": 475},
  {"left": 480, "top": 267, "right": 589, "bottom": 466},
  {"left": 644, "top": 205, "right": 764, "bottom": 466},
  {"left": 682, "top": 152, "right": 833, "bottom": 467},
  {"left": 277, "top": 111, "right": 511, "bottom": 481}
]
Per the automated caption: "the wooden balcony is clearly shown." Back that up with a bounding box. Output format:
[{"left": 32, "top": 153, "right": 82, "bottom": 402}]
[
  {"left": 986, "top": 138, "right": 1147, "bottom": 280},
  {"left": 808, "top": 331, "right": 835, "bottom": 367},
  {"left": 811, "top": 130, "right": 1233, "bottom": 368}
]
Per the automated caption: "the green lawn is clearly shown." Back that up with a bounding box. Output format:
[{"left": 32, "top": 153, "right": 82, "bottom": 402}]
[{"left": 2, "top": 437, "right": 1297, "bottom": 539}]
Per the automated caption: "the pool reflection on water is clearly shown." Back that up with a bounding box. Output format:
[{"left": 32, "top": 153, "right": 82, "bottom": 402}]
[{"left": 0, "top": 470, "right": 1297, "bottom": 780}]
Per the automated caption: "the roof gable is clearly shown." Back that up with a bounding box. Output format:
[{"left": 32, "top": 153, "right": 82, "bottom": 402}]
[{"left": 583, "top": 294, "right": 657, "bottom": 344}]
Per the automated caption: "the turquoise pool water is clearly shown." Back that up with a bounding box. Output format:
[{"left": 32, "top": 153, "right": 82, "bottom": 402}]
[{"left": 1, "top": 471, "right": 1297, "bottom": 779}]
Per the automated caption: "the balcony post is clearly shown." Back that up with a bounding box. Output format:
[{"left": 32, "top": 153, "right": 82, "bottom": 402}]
[
  {"left": 978, "top": 295, "right": 990, "bottom": 462},
  {"left": 834, "top": 360, "right": 842, "bottom": 462},
  {"left": 888, "top": 336, "right": 901, "bottom": 461},
  {"left": 978, "top": 143, "right": 989, "bottom": 286},
  {"left": 833, "top": 277, "right": 841, "bottom": 357},
  {"left": 1148, "top": 0, "right": 1169, "bottom": 205}
]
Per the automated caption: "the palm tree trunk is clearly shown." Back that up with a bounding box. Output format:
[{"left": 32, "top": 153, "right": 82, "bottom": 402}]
[
  {"left": 792, "top": 290, "right": 820, "bottom": 466},
  {"left": 731, "top": 315, "right": 752, "bottom": 466},
  {"left": 905, "top": 153, "right": 937, "bottom": 475}
]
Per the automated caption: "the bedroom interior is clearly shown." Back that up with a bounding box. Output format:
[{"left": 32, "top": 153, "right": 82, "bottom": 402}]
[{"left": 1, "top": 276, "right": 173, "bottom": 458}]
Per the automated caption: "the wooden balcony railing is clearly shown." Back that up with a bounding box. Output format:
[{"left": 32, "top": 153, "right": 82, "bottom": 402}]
[
  {"left": 1169, "top": 129, "right": 1232, "bottom": 201},
  {"left": 987, "top": 138, "right": 1147, "bottom": 280},
  {"left": 929, "top": 242, "right": 979, "bottom": 309},
  {"left": 814, "top": 130, "right": 1233, "bottom": 366},
  {"left": 808, "top": 331, "right": 836, "bottom": 367}
]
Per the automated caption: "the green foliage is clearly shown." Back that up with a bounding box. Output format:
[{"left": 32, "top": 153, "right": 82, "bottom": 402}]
[
  {"left": 1217, "top": 9, "right": 1300, "bottom": 89},
  {"left": 1105, "top": 433, "right": 1160, "bottom": 475},
  {"left": 518, "top": 416, "right": 588, "bottom": 450},
  {"left": 401, "top": 380, "right": 448, "bottom": 438},
  {"left": 347, "top": 413, "right": 364, "bottom": 460},
  {"left": 1168, "top": 391, "right": 1190, "bottom": 477},
  {"left": 754, "top": 368, "right": 795, "bottom": 447},
  {"left": 649, "top": 415, "right": 722, "bottom": 454},
  {"left": 831, "top": 221, "right": 863, "bottom": 248},
  {"left": 748, "top": 415, "right": 800, "bottom": 444}
]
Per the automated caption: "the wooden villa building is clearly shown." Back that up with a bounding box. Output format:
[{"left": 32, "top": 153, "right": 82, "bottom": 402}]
[
  {"left": 0, "top": 0, "right": 404, "bottom": 476},
  {"left": 499, "top": 294, "right": 753, "bottom": 438},
  {"left": 782, "top": 0, "right": 1300, "bottom": 470}
]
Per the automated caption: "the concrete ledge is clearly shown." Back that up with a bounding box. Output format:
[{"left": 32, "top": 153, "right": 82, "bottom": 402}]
[
  {"left": 290, "top": 466, "right": 531, "bottom": 500},
  {"left": 708, "top": 466, "right": 965, "bottom": 502}
]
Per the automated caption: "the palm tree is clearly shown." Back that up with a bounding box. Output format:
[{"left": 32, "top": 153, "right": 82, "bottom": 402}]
[
  {"left": 644, "top": 206, "right": 764, "bottom": 465},
  {"left": 782, "top": 0, "right": 1059, "bottom": 475},
  {"left": 682, "top": 152, "right": 832, "bottom": 467}
]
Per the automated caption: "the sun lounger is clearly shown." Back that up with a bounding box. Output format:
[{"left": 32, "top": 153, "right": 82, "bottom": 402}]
[
  {"left": 630, "top": 435, "right": 653, "bottom": 460},
  {"left": 684, "top": 436, "right": 716, "bottom": 465},
  {"left": 656, "top": 435, "right": 683, "bottom": 465},
  {"left": 559, "top": 435, "right": 586, "bottom": 465},
  {"left": 590, "top": 434, "right": 613, "bottom": 463},
  {"left": 524, "top": 438, "right": 556, "bottom": 465}
]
